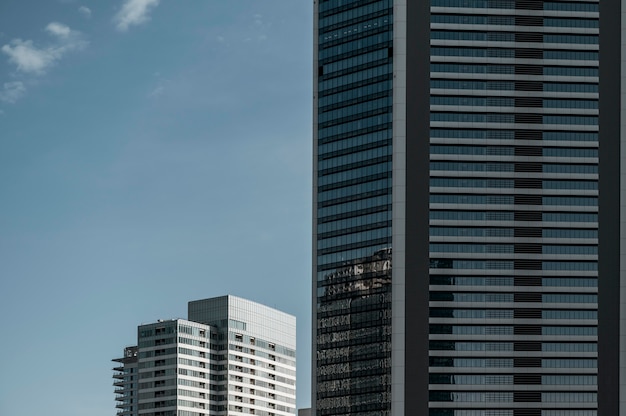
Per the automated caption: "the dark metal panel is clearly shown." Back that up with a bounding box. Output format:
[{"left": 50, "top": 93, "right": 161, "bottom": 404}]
[
  {"left": 598, "top": 0, "right": 621, "bottom": 413},
  {"left": 405, "top": 0, "right": 430, "bottom": 414}
]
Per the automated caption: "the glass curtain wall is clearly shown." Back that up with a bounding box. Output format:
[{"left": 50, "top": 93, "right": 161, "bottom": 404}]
[{"left": 315, "top": 1, "right": 394, "bottom": 415}]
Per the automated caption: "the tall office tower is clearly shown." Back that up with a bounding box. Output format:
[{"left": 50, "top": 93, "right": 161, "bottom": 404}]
[
  {"left": 114, "top": 295, "right": 296, "bottom": 416},
  {"left": 313, "top": 0, "right": 618, "bottom": 415}
]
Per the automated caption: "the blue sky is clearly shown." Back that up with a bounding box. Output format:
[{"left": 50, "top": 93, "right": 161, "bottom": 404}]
[{"left": 0, "top": 1, "right": 312, "bottom": 414}]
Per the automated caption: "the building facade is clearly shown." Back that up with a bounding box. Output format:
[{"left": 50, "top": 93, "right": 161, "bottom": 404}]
[
  {"left": 114, "top": 296, "right": 296, "bottom": 416},
  {"left": 313, "top": 0, "right": 618, "bottom": 415},
  {"left": 114, "top": 346, "right": 139, "bottom": 416}
]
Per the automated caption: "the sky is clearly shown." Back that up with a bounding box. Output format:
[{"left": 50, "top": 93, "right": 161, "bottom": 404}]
[{"left": 0, "top": 1, "right": 312, "bottom": 414}]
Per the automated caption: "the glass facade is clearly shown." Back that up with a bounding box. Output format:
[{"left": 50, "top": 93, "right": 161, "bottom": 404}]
[
  {"left": 315, "top": 0, "right": 393, "bottom": 415},
  {"left": 315, "top": 0, "right": 601, "bottom": 414}
]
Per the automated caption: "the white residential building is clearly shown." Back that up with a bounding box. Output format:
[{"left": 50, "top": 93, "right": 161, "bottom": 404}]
[{"left": 114, "top": 295, "right": 296, "bottom": 416}]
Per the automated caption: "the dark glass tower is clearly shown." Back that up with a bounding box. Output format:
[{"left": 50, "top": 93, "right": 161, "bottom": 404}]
[
  {"left": 313, "top": 0, "right": 620, "bottom": 415},
  {"left": 314, "top": 1, "right": 394, "bottom": 415}
]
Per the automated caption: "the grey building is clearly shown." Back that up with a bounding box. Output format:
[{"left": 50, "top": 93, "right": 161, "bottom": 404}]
[
  {"left": 313, "top": 0, "right": 617, "bottom": 415},
  {"left": 113, "top": 346, "right": 139, "bottom": 416},
  {"left": 114, "top": 295, "right": 296, "bottom": 416}
]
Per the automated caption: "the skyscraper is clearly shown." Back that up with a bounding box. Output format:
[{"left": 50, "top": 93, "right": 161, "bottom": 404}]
[
  {"left": 113, "top": 295, "right": 296, "bottom": 416},
  {"left": 313, "top": 1, "right": 616, "bottom": 415}
]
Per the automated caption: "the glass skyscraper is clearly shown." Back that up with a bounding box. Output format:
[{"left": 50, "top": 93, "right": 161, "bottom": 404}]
[{"left": 313, "top": 0, "right": 620, "bottom": 415}]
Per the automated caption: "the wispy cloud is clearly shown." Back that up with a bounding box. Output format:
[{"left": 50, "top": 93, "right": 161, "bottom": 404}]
[
  {"left": 46, "top": 22, "right": 72, "bottom": 39},
  {"left": 0, "top": 81, "right": 26, "bottom": 104},
  {"left": 148, "top": 73, "right": 169, "bottom": 98},
  {"left": 114, "top": 0, "right": 160, "bottom": 32},
  {"left": 1, "top": 22, "right": 87, "bottom": 74},
  {"left": 78, "top": 6, "right": 92, "bottom": 18},
  {"left": 2, "top": 40, "right": 55, "bottom": 74},
  {"left": 251, "top": 14, "right": 270, "bottom": 42},
  {"left": 0, "top": 23, "right": 87, "bottom": 106}
]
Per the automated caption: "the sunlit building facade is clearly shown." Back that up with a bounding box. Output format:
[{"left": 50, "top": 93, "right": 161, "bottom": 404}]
[
  {"left": 114, "top": 295, "right": 296, "bottom": 416},
  {"left": 313, "top": 0, "right": 620, "bottom": 415}
]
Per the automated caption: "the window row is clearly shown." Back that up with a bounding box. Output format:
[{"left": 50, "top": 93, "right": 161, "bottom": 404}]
[
  {"left": 318, "top": 193, "right": 390, "bottom": 217},
  {"left": 431, "top": 225, "right": 596, "bottom": 238},
  {"left": 432, "top": 63, "right": 599, "bottom": 77},
  {"left": 430, "top": 374, "right": 597, "bottom": 385},
  {"left": 430, "top": 180, "right": 598, "bottom": 193},
  {"left": 431, "top": 14, "right": 598, "bottom": 29},
  {"left": 430, "top": 357, "right": 598, "bottom": 368},
  {"left": 319, "top": 0, "right": 392, "bottom": 30},
  {"left": 320, "top": 15, "right": 392, "bottom": 46},
  {"left": 318, "top": 144, "right": 391, "bottom": 171},
  {"left": 429, "top": 391, "right": 596, "bottom": 403},
  {"left": 430, "top": 410, "right": 596, "bottom": 416},
  {"left": 317, "top": 178, "right": 391, "bottom": 203},
  {"left": 319, "top": 80, "right": 392, "bottom": 109},
  {"left": 317, "top": 242, "right": 391, "bottom": 269},
  {"left": 431, "top": 96, "right": 598, "bottom": 109},
  {"left": 430, "top": 210, "right": 598, "bottom": 223},
  {"left": 319, "top": 97, "right": 392, "bottom": 124},
  {"left": 430, "top": 292, "right": 597, "bottom": 303},
  {"left": 319, "top": 32, "right": 392, "bottom": 61},
  {"left": 319, "top": 64, "right": 392, "bottom": 95},
  {"left": 431, "top": 0, "right": 599, "bottom": 12},
  {"left": 430, "top": 308, "right": 597, "bottom": 319},
  {"left": 431, "top": 276, "right": 598, "bottom": 288},
  {"left": 430, "top": 259, "right": 598, "bottom": 271},
  {"left": 429, "top": 340, "right": 597, "bottom": 352},
  {"left": 432, "top": 31, "right": 598, "bottom": 44},
  {"left": 318, "top": 129, "right": 391, "bottom": 158},
  {"left": 431, "top": 128, "right": 598, "bottom": 142},
  {"left": 318, "top": 162, "right": 391, "bottom": 188},
  {"left": 430, "top": 243, "right": 597, "bottom": 255},
  {"left": 432, "top": 146, "right": 598, "bottom": 157},
  {"left": 322, "top": 49, "right": 389, "bottom": 76},
  {"left": 318, "top": 227, "right": 391, "bottom": 251},
  {"left": 318, "top": 210, "right": 391, "bottom": 235},
  {"left": 431, "top": 79, "right": 599, "bottom": 93},
  {"left": 430, "top": 325, "right": 597, "bottom": 336},
  {"left": 432, "top": 112, "right": 599, "bottom": 126},
  {"left": 319, "top": 113, "right": 392, "bottom": 141}
]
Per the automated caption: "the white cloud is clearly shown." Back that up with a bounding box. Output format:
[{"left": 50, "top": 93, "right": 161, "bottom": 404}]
[
  {"left": 78, "top": 6, "right": 92, "bottom": 18},
  {"left": 1, "top": 23, "right": 87, "bottom": 74},
  {"left": 2, "top": 40, "right": 55, "bottom": 74},
  {"left": 0, "top": 81, "right": 26, "bottom": 104},
  {"left": 46, "top": 22, "right": 72, "bottom": 38},
  {"left": 114, "top": 0, "right": 160, "bottom": 32}
]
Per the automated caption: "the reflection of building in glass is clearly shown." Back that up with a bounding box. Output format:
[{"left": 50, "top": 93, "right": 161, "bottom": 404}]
[
  {"left": 113, "top": 296, "right": 296, "bottom": 416},
  {"left": 316, "top": 249, "right": 392, "bottom": 416},
  {"left": 321, "top": 248, "right": 391, "bottom": 297},
  {"left": 313, "top": 0, "right": 621, "bottom": 414}
]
